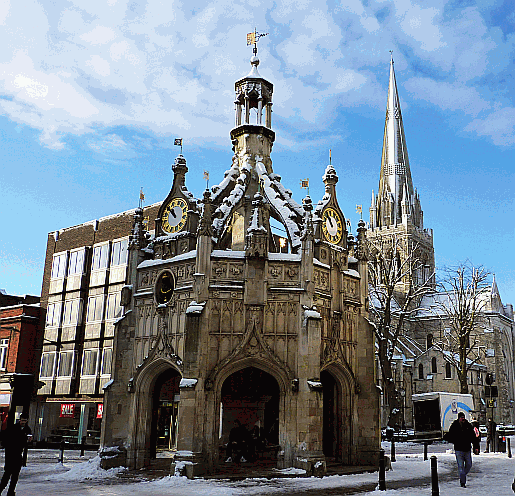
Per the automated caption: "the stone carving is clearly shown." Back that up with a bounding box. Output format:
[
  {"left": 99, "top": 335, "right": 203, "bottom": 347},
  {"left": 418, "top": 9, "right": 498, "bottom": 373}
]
[
  {"left": 229, "top": 264, "right": 243, "bottom": 276},
  {"left": 212, "top": 264, "right": 226, "bottom": 278},
  {"left": 285, "top": 266, "right": 298, "bottom": 279},
  {"left": 269, "top": 266, "right": 282, "bottom": 278}
]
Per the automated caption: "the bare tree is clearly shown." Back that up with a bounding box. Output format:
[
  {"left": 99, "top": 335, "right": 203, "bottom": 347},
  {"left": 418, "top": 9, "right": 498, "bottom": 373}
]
[
  {"left": 434, "top": 263, "right": 490, "bottom": 395},
  {"left": 367, "top": 235, "right": 434, "bottom": 429}
]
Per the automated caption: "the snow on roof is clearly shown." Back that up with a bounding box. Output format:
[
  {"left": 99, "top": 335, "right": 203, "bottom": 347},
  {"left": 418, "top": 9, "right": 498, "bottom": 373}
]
[
  {"left": 138, "top": 250, "right": 196, "bottom": 269},
  {"left": 268, "top": 253, "right": 301, "bottom": 262},
  {"left": 344, "top": 269, "right": 360, "bottom": 278},
  {"left": 211, "top": 250, "right": 245, "bottom": 259}
]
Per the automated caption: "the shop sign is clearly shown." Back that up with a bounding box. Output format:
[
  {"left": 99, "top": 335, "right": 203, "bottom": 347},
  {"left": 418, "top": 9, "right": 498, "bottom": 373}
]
[
  {"left": 60, "top": 403, "right": 75, "bottom": 418},
  {"left": 96, "top": 403, "right": 103, "bottom": 419}
]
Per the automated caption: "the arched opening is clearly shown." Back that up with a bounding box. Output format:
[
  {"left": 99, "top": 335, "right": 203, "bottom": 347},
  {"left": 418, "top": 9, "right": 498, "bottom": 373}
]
[
  {"left": 431, "top": 357, "right": 437, "bottom": 374},
  {"left": 321, "top": 370, "right": 341, "bottom": 460},
  {"left": 149, "top": 368, "right": 181, "bottom": 458},
  {"left": 220, "top": 367, "right": 280, "bottom": 463}
]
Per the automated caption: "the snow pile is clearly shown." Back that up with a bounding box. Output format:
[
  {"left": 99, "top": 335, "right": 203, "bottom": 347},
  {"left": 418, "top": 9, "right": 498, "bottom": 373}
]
[{"left": 50, "top": 455, "right": 126, "bottom": 482}]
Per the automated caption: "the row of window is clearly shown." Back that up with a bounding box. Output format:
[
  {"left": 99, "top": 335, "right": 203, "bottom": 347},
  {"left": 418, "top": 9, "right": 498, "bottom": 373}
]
[
  {"left": 46, "top": 292, "right": 122, "bottom": 327},
  {"left": 50, "top": 239, "right": 128, "bottom": 279},
  {"left": 418, "top": 360, "right": 485, "bottom": 383},
  {"left": 40, "top": 348, "right": 112, "bottom": 379}
]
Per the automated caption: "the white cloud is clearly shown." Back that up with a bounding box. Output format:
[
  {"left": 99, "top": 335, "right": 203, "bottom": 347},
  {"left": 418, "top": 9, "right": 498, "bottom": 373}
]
[{"left": 465, "top": 108, "right": 515, "bottom": 146}]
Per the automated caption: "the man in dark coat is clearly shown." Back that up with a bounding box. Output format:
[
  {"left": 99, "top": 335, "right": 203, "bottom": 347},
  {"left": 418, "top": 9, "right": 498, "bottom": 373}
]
[
  {"left": 0, "top": 414, "right": 32, "bottom": 496},
  {"left": 444, "top": 412, "right": 480, "bottom": 488},
  {"left": 225, "top": 420, "right": 251, "bottom": 463}
]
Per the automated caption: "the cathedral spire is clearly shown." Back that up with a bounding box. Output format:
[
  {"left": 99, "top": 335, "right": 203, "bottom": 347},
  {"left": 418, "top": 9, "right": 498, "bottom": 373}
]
[{"left": 373, "top": 56, "right": 422, "bottom": 229}]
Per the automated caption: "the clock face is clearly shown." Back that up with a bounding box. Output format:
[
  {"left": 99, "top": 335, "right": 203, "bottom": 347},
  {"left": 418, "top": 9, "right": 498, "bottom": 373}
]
[
  {"left": 322, "top": 207, "right": 343, "bottom": 244},
  {"left": 162, "top": 197, "right": 188, "bottom": 234}
]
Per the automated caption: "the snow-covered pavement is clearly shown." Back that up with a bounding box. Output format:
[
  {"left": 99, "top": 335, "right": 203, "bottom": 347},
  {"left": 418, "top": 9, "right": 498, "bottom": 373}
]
[{"left": 8, "top": 446, "right": 515, "bottom": 495}]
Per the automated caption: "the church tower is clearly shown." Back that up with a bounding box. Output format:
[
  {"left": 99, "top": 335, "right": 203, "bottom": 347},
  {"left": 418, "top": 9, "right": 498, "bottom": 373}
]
[{"left": 368, "top": 56, "right": 435, "bottom": 290}]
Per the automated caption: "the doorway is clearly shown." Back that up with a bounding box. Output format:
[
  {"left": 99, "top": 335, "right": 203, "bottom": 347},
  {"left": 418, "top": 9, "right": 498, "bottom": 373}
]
[{"left": 322, "top": 370, "right": 341, "bottom": 460}]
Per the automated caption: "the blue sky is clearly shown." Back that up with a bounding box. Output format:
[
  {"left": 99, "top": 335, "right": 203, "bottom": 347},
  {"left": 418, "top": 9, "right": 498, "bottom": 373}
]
[{"left": 0, "top": 0, "right": 514, "bottom": 305}]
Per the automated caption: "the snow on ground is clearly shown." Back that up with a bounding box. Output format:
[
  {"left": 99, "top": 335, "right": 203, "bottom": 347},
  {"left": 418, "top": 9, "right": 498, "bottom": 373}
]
[{"left": 10, "top": 448, "right": 515, "bottom": 495}]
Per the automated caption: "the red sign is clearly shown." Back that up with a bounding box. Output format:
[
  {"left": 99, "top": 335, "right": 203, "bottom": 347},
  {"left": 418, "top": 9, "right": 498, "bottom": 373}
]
[
  {"left": 96, "top": 403, "right": 103, "bottom": 419},
  {"left": 60, "top": 403, "right": 75, "bottom": 418}
]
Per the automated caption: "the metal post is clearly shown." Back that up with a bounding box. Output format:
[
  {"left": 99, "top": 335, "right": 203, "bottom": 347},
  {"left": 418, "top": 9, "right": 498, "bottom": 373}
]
[
  {"left": 431, "top": 455, "right": 439, "bottom": 496},
  {"left": 80, "top": 436, "right": 86, "bottom": 457},
  {"left": 508, "top": 437, "right": 512, "bottom": 458},
  {"left": 391, "top": 439, "right": 396, "bottom": 462},
  {"left": 59, "top": 440, "right": 65, "bottom": 464},
  {"left": 378, "top": 448, "right": 386, "bottom": 490},
  {"left": 424, "top": 442, "right": 428, "bottom": 461}
]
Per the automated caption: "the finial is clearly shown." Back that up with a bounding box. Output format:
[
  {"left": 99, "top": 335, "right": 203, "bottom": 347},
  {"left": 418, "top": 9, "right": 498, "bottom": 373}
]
[
  {"left": 139, "top": 187, "right": 145, "bottom": 209},
  {"left": 203, "top": 170, "right": 209, "bottom": 190},
  {"left": 247, "top": 28, "right": 268, "bottom": 57},
  {"left": 329, "top": 148, "right": 332, "bottom": 165},
  {"left": 174, "top": 137, "right": 183, "bottom": 154},
  {"left": 300, "top": 178, "right": 309, "bottom": 197},
  {"left": 389, "top": 50, "right": 394, "bottom": 63}
]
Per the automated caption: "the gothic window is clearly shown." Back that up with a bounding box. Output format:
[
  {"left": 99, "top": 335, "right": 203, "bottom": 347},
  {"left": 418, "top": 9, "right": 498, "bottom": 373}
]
[
  {"left": 68, "top": 248, "right": 85, "bottom": 275},
  {"left": 51, "top": 252, "right": 67, "bottom": 279},
  {"left": 111, "top": 238, "right": 129, "bottom": 266},
  {"left": 0, "top": 339, "right": 8, "bottom": 371},
  {"left": 445, "top": 362, "right": 452, "bottom": 379},
  {"left": 431, "top": 357, "right": 437, "bottom": 374},
  {"left": 418, "top": 364, "right": 424, "bottom": 380},
  {"left": 427, "top": 334, "right": 433, "bottom": 349},
  {"left": 81, "top": 349, "right": 99, "bottom": 376}
]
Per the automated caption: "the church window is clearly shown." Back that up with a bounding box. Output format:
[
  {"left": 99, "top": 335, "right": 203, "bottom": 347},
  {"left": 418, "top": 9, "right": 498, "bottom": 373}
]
[
  {"left": 51, "top": 252, "right": 67, "bottom": 279},
  {"left": 57, "top": 351, "right": 75, "bottom": 377},
  {"left": 111, "top": 238, "right": 128, "bottom": 266},
  {"left": 68, "top": 249, "right": 85, "bottom": 275},
  {"left": 86, "top": 295, "right": 105, "bottom": 323},
  {"left": 46, "top": 302, "right": 62, "bottom": 327},
  {"left": 418, "top": 364, "right": 424, "bottom": 379},
  {"left": 81, "top": 349, "right": 99, "bottom": 377},
  {"left": 427, "top": 334, "right": 433, "bottom": 349},
  {"left": 106, "top": 292, "right": 122, "bottom": 321},
  {"left": 0, "top": 339, "right": 8, "bottom": 370},
  {"left": 62, "top": 299, "right": 82, "bottom": 326},
  {"left": 40, "top": 352, "right": 56, "bottom": 378},
  {"left": 445, "top": 362, "right": 452, "bottom": 379},
  {"left": 431, "top": 357, "right": 437, "bottom": 374},
  {"left": 92, "top": 243, "right": 109, "bottom": 271},
  {"left": 101, "top": 348, "right": 113, "bottom": 376}
]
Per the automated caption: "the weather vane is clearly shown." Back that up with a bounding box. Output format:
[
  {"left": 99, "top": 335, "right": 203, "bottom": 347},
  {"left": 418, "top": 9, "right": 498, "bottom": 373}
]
[
  {"left": 300, "top": 178, "right": 310, "bottom": 197},
  {"left": 139, "top": 187, "right": 145, "bottom": 208},
  {"left": 247, "top": 28, "right": 268, "bottom": 56},
  {"left": 174, "top": 138, "right": 183, "bottom": 154}
]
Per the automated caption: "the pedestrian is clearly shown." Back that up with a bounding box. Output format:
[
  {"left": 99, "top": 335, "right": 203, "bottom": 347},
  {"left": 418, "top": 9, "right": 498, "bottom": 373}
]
[
  {"left": 0, "top": 414, "right": 32, "bottom": 496},
  {"left": 485, "top": 417, "right": 497, "bottom": 453},
  {"left": 444, "top": 412, "right": 480, "bottom": 488},
  {"left": 225, "top": 420, "right": 251, "bottom": 464}
]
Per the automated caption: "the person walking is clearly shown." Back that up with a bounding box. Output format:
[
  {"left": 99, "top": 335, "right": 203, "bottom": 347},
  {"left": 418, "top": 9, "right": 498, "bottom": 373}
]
[
  {"left": 444, "top": 412, "right": 480, "bottom": 488},
  {"left": 485, "top": 417, "right": 497, "bottom": 453},
  {"left": 0, "top": 414, "right": 32, "bottom": 496}
]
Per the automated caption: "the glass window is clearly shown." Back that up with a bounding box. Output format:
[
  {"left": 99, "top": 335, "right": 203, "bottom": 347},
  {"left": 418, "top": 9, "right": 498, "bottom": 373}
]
[
  {"left": 106, "top": 292, "right": 122, "bottom": 321},
  {"left": 40, "top": 352, "right": 56, "bottom": 378},
  {"left": 427, "top": 334, "right": 433, "bottom": 349},
  {"left": 62, "top": 299, "right": 81, "bottom": 326},
  {"left": 431, "top": 357, "right": 437, "bottom": 374},
  {"left": 81, "top": 349, "right": 99, "bottom": 376},
  {"left": 111, "top": 238, "right": 128, "bottom": 266},
  {"left": 46, "top": 302, "right": 62, "bottom": 328},
  {"left": 101, "top": 348, "right": 113, "bottom": 376},
  {"left": 68, "top": 249, "right": 85, "bottom": 275},
  {"left": 57, "top": 351, "right": 74, "bottom": 377},
  {"left": 86, "top": 295, "right": 104, "bottom": 323},
  {"left": 445, "top": 362, "right": 452, "bottom": 379},
  {"left": 0, "top": 339, "right": 8, "bottom": 370},
  {"left": 418, "top": 364, "right": 424, "bottom": 380},
  {"left": 51, "top": 252, "right": 67, "bottom": 279},
  {"left": 92, "top": 244, "right": 109, "bottom": 271}
]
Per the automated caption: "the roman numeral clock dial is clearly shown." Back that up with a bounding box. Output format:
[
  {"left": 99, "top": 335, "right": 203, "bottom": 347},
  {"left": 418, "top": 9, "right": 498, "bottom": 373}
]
[
  {"left": 161, "top": 197, "right": 188, "bottom": 234},
  {"left": 322, "top": 208, "right": 343, "bottom": 244}
]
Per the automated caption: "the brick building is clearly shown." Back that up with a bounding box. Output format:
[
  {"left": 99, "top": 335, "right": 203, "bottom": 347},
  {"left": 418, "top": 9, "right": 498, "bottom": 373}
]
[{"left": 0, "top": 291, "right": 41, "bottom": 428}]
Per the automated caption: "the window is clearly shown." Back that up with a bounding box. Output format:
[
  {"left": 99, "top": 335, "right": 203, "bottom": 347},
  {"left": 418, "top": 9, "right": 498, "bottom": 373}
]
[
  {"left": 92, "top": 244, "right": 109, "bottom": 271},
  {"left": 62, "top": 299, "right": 81, "bottom": 326},
  {"left": 86, "top": 295, "right": 104, "bottom": 323},
  {"left": 0, "top": 339, "right": 8, "bottom": 370},
  {"left": 81, "top": 349, "right": 99, "bottom": 376},
  {"left": 40, "top": 352, "right": 56, "bottom": 378},
  {"left": 101, "top": 347, "right": 113, "bottom": 376},
  {"left": 46, "top": 302, "right": 62, "bottom": 327},
  {"left": 486, "top": 348, "right": 495, "bottom": 357},
  {"left": 68, "top": 249, "right": 85, "bottom": 275},
  {"left": 418, "top": 364, "right": 424, "bottom": 380},
  {"left": 106, "top": 292, "right": 122, "bottom": 321},
  {"left": 427, "top": 334, "right": 433, "bottom": 349},
  {"left": 431, "top": 357, "right": 437, "bottom": 374},
  {"left": 57, "top": 351, "right": 74, "bottom": 377},
  {"left": 478, "top": 372, "right": 483, "bottom": 385},
  {"left": 445, "top": 362, "right": 452, "bottom": 379},
  {"left": 51, "top": 252, "right": 67, "bottom": 279},
  {"left": 111, "top": 239, "right": 128, "bottom": 266}
]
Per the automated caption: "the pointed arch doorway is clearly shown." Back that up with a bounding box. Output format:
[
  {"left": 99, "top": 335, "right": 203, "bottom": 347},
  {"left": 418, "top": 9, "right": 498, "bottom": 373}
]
[{"left": 150, "top": 368, "right": 181, "bottom": 457}]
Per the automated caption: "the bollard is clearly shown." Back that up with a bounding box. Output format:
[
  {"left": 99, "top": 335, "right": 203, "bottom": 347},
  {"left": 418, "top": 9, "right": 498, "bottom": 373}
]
[
  {"left": 391, "top": 439, "right": 396, "bottom": 462},
  {"left": 80, "top": 436, "right": 86, "bottom": 457},
  {"left": 431, "top": 455, "right": 439, "bottom": 496},
  {"left": 59, "top": 440, "right": 65, "bottom": 464},
  {"left": 424, "top": 442, "right": 428, "bottom": 461},
  {"left": 508, "top": 438, "right": 512, "bottom": 458},
  {"left": 378, "top": 448, "right": 386, "bottom": 490}
]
